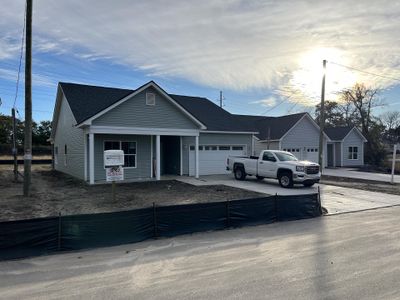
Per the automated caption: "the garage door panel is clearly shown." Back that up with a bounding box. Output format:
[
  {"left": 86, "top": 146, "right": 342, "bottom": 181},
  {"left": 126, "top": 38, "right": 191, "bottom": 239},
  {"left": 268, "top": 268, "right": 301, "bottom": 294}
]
[{"left": 189, "top": 146, "right": 246, "bottom": 176}]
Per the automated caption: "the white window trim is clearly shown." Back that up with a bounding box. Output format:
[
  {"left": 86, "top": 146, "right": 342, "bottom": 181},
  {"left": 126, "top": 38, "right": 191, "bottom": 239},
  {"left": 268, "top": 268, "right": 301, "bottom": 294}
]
[
  {"left": 103, "top": 140, "right": 138, "bottom": 169},
  {"left": 146, "top": 92, "right": 156, "bottom": 106},
  {"left": 348, "top": 146, "right": 359, "bottom": 160}
]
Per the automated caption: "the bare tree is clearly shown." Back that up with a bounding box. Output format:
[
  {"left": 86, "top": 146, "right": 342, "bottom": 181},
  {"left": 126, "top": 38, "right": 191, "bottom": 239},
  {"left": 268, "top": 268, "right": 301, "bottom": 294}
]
[{"left": 381, "top": 111, "right": 400, "bottom": 131}]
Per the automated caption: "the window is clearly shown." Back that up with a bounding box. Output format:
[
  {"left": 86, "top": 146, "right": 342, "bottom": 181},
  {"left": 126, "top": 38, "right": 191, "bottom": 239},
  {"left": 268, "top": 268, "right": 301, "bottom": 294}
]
[
  {"left": 348, "top": 146, "right": 358, "bottom": 160},
  {"left": 190, "top": 145, "right": 195, "bottom": 150},
  {"left": 232, "top": 146, "right": 244, "bottom": 151},
  {"left": 219, "top": 146, "right": 230, "bottom": 150},
  {"left": 146, "top": 92, "right": 155, "bottom": 105},
  {"left": 262, "top": 151, "right": 276, "bottom": 162},
  {"left": 64, "top": 144, "right": 67, "bottom": 166},
  {"left": 54, "top": 146, "right": 58, "bottom": 165},
  {"left": 104, "top": 141, "right": 137, "bottom": 168}
]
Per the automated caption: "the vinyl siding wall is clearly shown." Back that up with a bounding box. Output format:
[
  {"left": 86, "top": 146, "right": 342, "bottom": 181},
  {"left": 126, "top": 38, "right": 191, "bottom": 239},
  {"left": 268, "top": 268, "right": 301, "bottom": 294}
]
[
  {"left": 54, "top": 96, "right": 85, "bottom": 179},
  {"left": 92, "top": 87, "right": 199, "bottom": 129},
  {"left": 253, "top": 140, "right": 280, "bottom": 156},
  {"left": 342, "top": 130, "right": 364, "bottom": 166},
  {"left": 334, "top": 142, "right": 342, "bottom": 166},
  {"left": 280, "top": 116, "right": 328, "bottom": 166},
  {"left": 93, "top": 134, "right": 152, "bottom": 182},
  {"left": 181, "top": 133, "right": 253, "bottom": 175}
]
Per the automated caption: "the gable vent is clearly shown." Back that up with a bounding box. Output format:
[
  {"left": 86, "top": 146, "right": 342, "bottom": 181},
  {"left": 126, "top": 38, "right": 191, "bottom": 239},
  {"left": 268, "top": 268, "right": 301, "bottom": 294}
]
[{"left": 146, "top": 93, "right": 156, "bottom": 106}]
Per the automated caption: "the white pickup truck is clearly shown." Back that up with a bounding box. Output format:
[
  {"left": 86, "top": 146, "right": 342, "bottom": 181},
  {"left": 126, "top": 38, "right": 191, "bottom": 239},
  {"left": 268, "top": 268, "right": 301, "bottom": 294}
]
[{"left": 226, "top": 150, "right": 320, "bottom": 188}]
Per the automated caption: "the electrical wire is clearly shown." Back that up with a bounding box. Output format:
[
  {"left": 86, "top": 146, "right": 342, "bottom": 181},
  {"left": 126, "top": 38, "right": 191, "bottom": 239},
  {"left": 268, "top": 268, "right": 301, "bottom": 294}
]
[{"left": 13, "top": 1, "right": 27, "bottom": 109}]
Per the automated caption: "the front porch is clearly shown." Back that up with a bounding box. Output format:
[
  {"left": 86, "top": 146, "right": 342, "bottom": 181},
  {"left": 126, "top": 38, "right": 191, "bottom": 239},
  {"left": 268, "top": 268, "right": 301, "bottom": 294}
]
[{"left": 84, "top": 126, "right": 201, "bottom": 184}]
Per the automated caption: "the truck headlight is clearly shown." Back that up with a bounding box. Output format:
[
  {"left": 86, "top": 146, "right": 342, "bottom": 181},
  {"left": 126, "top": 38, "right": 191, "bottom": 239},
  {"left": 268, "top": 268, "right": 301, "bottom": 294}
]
[{"left": 296, "top": 166, "right": 305, "bottom": 172}]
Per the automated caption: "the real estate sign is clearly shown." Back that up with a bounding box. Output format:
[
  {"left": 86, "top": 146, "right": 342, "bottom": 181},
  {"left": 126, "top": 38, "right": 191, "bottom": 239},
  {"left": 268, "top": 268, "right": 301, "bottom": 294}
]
[
  {"left": 104, "top": 150, "right": 124, "bottom": 167},
  {"left": 106, "top": 166, "right": 124, "bottom": 182}
]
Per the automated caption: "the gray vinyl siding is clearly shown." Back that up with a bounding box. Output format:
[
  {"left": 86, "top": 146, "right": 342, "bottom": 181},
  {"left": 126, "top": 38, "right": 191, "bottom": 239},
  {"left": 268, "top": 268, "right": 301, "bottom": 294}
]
[
  {"left": 253, "top": 140, "right": 279, "bottom": 156},
  {"left": 281, "top": 116, "right": 320, "bottom": 160},
  {"left": 93, "top": 87, "right": 199, "bottom": 129},
  {"left": 53, "top": 95, "right": 85, "bottom": 179},
  {"left": 93, "top": 134, "right": 152, "bottom": 182},
  {"left": 342, "top": 130, "right": 364, "bottom": 166},
  {"left": 181, "top": 133, "right": 253, "bottom": 175}
]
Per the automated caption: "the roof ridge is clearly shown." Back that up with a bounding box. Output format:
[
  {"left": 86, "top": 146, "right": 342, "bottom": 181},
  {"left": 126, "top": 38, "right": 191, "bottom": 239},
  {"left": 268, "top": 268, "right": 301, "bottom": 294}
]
[{"left": 59, "top": 81, "right": 134, "bottom": 92}]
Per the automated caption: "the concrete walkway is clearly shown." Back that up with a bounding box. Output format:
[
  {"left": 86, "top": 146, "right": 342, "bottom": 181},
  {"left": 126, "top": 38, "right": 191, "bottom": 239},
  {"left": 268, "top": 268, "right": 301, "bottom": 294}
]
[
  {"left": 323, "top": 167, "right": 400, "bottom": 184},
  {"left": 176, "top": 175, "right": 400, "bottom": 215}
]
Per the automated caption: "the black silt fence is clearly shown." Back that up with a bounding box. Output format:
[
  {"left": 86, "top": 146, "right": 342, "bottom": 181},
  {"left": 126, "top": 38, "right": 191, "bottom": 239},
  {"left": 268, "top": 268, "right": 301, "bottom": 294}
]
[{"left": 0, "top": 193, "right": 321, "bottom": 261}]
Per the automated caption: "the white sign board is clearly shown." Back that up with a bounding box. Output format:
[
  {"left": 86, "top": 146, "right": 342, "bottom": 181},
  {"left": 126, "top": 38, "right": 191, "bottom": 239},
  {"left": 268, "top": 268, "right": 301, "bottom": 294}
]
[
  {"left": 104, "top": 150, "right": 124, "bottom": 167},
  {"left": 106, "top": 166, "right": 124, "bottom": 182}
]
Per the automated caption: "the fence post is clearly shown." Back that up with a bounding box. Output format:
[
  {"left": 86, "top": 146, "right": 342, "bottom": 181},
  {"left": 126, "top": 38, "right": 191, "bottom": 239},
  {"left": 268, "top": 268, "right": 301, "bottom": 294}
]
[
  {"left": 57, "top": 212, "right": 62, "bottom": 251},
  {"left": 226, "top": 199, "right": 230, "bottom": 228},
  {"left": 317, "top": 187, "right": 322, "bottom": 215},
  {"left": 153, "top": 202, "right": 158, "bottom": 238},
  {"left": 274, "top": 193, "right": 278, "bottom": 222}
]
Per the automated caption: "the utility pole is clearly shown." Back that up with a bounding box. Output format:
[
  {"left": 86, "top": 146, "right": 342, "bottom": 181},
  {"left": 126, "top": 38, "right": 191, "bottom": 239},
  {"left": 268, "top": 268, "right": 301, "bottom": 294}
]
[
  {"left": 219, "top": 91, "right": 223, "bottom": 107},
  {"left": 23, "top": 0, "right": 32, "bottom": 196},
  {"left": 12, "top": 108, "right": 18, "bottom": 181},
  {"left": 318, "top": 59, "right": 327, "bottom": 169}
]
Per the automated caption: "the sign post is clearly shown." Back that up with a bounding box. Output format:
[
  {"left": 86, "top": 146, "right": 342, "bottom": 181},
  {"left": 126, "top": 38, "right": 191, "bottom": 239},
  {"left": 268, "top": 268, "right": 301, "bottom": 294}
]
[
  {"left": 104, "top": 150, "right": 124, "bottom": 200},
  {"left": 391, "top": 144, "right": 399, "bottom": 185}
]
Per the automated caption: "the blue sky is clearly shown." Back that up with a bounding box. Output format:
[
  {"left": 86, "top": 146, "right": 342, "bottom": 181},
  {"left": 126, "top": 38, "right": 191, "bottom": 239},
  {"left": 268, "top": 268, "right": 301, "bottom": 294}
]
[{"left": 1, "top": 0, "right": 400, "bottom": 122}]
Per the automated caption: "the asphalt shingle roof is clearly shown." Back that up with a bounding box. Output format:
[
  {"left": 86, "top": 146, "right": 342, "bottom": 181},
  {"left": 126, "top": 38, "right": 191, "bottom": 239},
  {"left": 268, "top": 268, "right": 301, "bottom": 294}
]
[
  {"left": 234, "top": 113, "right": 307, "bottom": 140},
  {"left": 324, "top": 126, "right": 353, "bottom": 141}
]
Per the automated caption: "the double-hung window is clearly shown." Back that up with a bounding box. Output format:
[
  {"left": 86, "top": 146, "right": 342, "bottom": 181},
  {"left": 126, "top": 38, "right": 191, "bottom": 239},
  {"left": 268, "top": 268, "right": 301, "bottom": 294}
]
[
  {"left": 104, "top": 141, "right": 137, "bottom": 168},
  {"left": 348, "top": 146, "right": 358, "bottom": 160}
]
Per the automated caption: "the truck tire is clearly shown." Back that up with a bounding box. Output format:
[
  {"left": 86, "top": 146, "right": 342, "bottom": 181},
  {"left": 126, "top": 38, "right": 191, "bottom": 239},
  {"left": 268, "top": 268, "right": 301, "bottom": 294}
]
[
  {"left": 278, "top": 172, "right": 293, "bottom": 188},
  {"left": 303, "top": 182, "right": 315, "bottom": 187},
  {"left": 234, "top": 167, "right": 246, "bottom": 180},
  {"left": 256, "top": 175, "right": 264, "bottom": 181}
]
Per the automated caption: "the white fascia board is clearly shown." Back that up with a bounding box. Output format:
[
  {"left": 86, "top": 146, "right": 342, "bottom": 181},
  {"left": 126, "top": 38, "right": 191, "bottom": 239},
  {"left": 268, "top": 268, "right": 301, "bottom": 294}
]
[
  {"left": 88, "top": 125, "right": 200, "bottom": 136},
  {"left": 77, "top": 81, "right": 206, "bottom": 130},
  {"left": 200, "top": 130, "right": 259, "bottom": 134},
  {"left": 258, "top": 139, "right": 281, "bottom": 143}
]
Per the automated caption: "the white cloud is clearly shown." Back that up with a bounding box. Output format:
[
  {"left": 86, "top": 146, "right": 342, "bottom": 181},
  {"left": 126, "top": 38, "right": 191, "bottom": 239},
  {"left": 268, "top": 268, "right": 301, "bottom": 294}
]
[
  {"left": 251, "top": 97, "right": 277, "bottom": 107},
  {"left": 1, "top": 0, "right": 400, "bottom": 106}
]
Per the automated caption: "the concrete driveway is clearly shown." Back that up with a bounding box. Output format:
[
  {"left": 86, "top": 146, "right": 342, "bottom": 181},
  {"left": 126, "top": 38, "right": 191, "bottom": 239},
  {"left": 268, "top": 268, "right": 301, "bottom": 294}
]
[{"left": 177, "top": 175, "right": 400, "bottom": 215}]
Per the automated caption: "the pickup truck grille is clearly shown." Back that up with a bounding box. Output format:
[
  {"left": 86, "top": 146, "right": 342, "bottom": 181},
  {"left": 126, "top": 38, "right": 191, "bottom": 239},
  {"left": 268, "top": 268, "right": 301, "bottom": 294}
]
[{"left": 306, "top": 166, "right": 319, "bottom": 174}]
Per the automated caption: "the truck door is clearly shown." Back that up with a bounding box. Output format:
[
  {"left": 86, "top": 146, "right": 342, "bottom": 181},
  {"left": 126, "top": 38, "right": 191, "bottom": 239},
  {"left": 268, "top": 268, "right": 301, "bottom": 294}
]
[{"left": 258, "top": 151, "right": 278, "bottom": 177}]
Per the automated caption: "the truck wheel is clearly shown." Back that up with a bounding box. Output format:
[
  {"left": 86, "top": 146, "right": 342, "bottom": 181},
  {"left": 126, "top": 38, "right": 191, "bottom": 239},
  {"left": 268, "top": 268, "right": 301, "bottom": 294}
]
[
  {"left": 234, "top": 167, "right": 246, "bottom": 180},
  {"left": 303, "top": 182, "right": 315, "bottom": 187},
  {"left": 256, "top": 175, "right": 264, "bottom": 181},
  {"left": 278, "top": 172, "right": 293, "bottom": 188}
]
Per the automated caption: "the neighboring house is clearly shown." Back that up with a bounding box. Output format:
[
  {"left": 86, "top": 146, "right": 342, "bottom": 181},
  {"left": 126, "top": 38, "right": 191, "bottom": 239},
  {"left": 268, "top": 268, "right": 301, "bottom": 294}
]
[
  {"left": 324, "top": 126, "right": 367, "bottom": 167},
  {"left": 50, "top": 80, "right": 368, "bottom": 184},
  {"left": 50, "top": 81, "right": 257, "bottom": 184},
  {"left": 235, "top": 113, "right": 331, "bottom": 167}
]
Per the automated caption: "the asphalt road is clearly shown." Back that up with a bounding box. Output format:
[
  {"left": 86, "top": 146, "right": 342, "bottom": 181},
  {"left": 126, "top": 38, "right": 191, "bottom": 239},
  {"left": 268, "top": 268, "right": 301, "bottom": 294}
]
[{"left": 1, "top": 207, "right": 400, "bottom": 299}]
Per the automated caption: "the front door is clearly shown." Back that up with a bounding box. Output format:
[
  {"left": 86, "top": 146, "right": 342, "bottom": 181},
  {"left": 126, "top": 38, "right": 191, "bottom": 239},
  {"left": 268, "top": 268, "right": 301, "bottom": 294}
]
[{"left": 258, "top": 151, "right": 278, "bottom": 177}]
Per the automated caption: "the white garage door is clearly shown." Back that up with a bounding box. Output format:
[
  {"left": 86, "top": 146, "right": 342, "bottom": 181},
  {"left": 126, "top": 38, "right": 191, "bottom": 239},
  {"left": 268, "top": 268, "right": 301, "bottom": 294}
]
[
  {"left": 189, "top": 145, "right": 247, "bottom": 176},
  {"left": 305, "top": 147, "right": 319, "bottom": 163},
  {"left": 282, "top": 148, "right": 302, "bottom": 160}
]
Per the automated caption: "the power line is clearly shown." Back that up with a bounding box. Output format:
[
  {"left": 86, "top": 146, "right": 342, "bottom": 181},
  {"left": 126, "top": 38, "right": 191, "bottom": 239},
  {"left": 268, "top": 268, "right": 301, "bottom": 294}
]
[
  {"left": 329, "top": 61, "right": 400, "bottom": 83},
  {"left": 13, "top": 1, "right": 27, "bottom": 108}
]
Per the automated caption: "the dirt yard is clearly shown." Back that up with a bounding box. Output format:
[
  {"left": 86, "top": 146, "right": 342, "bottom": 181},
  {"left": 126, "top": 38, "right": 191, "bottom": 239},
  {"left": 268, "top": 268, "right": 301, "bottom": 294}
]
[
  {"left": 0, "top": 165, "right": 265, "bottom": 222},
  {"left": 321, "top": 175, "right": 400, "bottom": 196}
]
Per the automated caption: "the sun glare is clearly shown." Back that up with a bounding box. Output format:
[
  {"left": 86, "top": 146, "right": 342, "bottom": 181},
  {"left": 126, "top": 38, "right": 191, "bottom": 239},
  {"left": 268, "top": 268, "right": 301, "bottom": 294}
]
[{"left": 289, "top": 47, "right": 357, "bottom": 106}]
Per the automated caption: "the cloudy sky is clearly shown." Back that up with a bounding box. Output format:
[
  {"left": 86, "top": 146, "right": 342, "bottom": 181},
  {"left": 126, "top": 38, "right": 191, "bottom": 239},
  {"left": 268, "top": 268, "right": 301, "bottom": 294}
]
[{"left": 0, "top": 0, "right": 400, "bottom": 121}]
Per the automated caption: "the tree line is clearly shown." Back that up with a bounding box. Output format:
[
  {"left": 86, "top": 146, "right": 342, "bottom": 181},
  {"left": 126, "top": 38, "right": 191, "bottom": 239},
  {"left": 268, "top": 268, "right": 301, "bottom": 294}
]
[
  {"left": 314, "top": 83, "right": 400, "bottom": 166},
  {"left": 0, "top": 114, "right": 51, "bottom": 153}
]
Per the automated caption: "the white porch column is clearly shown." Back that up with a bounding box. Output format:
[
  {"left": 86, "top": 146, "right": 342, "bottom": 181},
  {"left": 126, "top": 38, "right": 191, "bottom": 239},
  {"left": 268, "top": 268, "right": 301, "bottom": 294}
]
[
  {"left": 180, "top": 136, "right": 183, "bottom": 176},
  {"left": 195, "top": 135, "right": 199, "bottom": 179},
  {"left": 84, "top": 133, "right": 87, "bottom": 181},
  {"left": 156, "top": 135, "right": 161, "bottom": 180},
  {"left": 89, "top": 133, "right": 95, "bottom": 184}
]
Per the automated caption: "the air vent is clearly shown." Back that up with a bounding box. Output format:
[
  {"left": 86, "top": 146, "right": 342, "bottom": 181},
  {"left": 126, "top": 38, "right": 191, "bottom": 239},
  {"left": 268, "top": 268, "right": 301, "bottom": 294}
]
[{"left": 146, "top": 93, "right": 155, "bottom": 105}]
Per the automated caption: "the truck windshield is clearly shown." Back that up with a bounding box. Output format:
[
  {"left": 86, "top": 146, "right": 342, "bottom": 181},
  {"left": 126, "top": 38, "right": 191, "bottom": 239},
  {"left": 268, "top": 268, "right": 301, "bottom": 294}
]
[{"left": 275, "top": 152, "right": 298, "bottom": 161}]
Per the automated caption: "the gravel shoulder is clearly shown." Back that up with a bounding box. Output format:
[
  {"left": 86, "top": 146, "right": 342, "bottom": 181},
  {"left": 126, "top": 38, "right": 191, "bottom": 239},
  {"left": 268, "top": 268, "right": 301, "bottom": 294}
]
[{"left": 0, "top": 165, "right": 265, "bottom": 222}]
